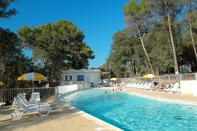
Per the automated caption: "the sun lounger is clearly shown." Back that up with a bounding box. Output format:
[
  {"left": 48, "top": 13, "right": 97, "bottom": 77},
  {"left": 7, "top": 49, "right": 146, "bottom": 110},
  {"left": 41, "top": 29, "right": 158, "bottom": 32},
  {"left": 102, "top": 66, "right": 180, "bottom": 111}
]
[
  {"left": 141, "top": 83, "right": 148, "bottom": 89},
  {"left": 11, "top": 94, "right": 52, "bottom": 120},
  {"left": 17, "top": 93, "right": 50, "bottom": 107},
  {"left": 144, "top": 83, "right": 153, "bottom": 90},
  {"left": 13, "top": 93, "right": 40, "bottom": 106},
  {"left": 0, "top": 102, "right": 5, "bottom": 106},
  {"left": 29, "top": 92, "right": 41, "bottom": 103},
  {"left": 163, "top": 83, "right": 180, "bottom": 94},
  {"left": 125, "top": 83, "right": 131, "bottom": 88},
  {"left": 133, "top": 83, "right": 139, "bottom": 88},
  {"left": 170, "top": 83, "right": 181, "bottom": 94},
  {"left": 137, "top": 83, "right": 144, "bottom": 89}
]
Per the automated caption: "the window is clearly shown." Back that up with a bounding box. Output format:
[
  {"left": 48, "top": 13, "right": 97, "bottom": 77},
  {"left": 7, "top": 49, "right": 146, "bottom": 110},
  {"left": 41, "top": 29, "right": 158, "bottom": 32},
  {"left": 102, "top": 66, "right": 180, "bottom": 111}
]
[
  {"left": 65, "top": 76, "right": 68, "bottom": 81},
  {"left": 70, "top": 75, "right": 72, "bottom": 81},
  {"left": 77, "top": 75, "right": 84, "bottom": 81}
]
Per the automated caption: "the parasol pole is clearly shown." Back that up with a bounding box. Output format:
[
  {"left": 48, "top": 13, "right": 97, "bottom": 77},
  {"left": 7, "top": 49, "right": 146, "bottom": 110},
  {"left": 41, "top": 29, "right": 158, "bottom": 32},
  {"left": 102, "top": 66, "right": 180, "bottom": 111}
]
[{"left": 32, "top": 80, "right": 34, "bottom": 92}]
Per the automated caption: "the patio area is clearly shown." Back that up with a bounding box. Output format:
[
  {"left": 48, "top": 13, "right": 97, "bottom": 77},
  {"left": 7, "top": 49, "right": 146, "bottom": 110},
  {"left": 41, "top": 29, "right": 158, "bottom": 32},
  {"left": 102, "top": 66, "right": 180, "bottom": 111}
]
[{"left": 0, "top": 101, "right": 122, "bottom": 131}]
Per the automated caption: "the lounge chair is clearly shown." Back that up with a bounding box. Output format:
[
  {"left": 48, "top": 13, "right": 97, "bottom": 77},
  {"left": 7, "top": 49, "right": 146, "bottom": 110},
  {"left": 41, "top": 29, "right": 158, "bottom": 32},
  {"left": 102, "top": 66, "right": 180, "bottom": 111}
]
[
  {"left": 10, "top": 94, "right": 52, "bottom": 120},
  {"left": 144, "top": 83, "right": 153, "bottom": 90},
  {"left": 29, "top": 92, "right": 41, "bottom": 103},
  {"left": 133, "top": 83, "right": 139, "bottom": 89},
  {"left": 163, "top": 83, "right": 180, "bottom": 94},
  {"left": 0, "top": 102, "right": 5, "bottom": 106},
  {"left": 125, "top": 83, "right": 131, "bottom": 88},
  {"left": 18, "top": 93, "right": 50, "bottom": 105},
  {"left": 141, "top": 83, "right": 148, "bottom": 90},
  {"left": 170, "top": 83, "right": 181, "bottom": 94},
  {"left": 137, "top": 83, "right": 144, "bottom": 89}
]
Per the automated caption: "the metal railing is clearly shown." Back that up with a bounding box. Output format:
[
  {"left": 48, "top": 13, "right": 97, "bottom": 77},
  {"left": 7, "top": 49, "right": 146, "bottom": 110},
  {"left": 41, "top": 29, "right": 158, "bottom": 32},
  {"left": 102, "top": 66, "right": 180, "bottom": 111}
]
[
  {"left": 0, "top": 83, "right": 91, "bottom": 105},
  {"left": 0, "top": 87, "right": 55, "bottom": 104},
  {"left": 55, "top": 93, "right": 66, "bottom": 103},
  {"left": 121, "top": 73, "right": 196, "bottom": 84}
]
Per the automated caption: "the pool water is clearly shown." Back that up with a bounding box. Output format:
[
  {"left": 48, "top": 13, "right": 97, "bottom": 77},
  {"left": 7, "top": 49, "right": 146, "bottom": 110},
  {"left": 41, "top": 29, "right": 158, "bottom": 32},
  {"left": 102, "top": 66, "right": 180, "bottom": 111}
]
[{"left": 63, "top": 88, "right": 197, "bottom": 131}]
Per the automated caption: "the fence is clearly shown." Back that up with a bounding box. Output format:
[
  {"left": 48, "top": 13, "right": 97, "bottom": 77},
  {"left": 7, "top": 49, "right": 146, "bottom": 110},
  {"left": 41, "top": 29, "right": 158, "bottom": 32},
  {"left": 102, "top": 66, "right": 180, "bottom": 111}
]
[
  {"left": 0, "top": 83, "right": 91, "bottom": 105},
  {"left": 0, "top": 87, "right": 55, "bottom": 105},
  {"left": 120, "top": 73, "right": 196, "bottom": 84}
]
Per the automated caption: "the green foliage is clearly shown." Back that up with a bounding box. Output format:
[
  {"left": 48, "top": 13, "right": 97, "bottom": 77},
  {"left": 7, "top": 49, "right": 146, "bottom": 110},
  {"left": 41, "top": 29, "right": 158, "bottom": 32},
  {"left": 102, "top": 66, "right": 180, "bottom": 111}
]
[
  {"left": 17, "top": 19, "right": 95, "bottom": 84},
  {"left": 105, "top": 0, "right": 197, "bottom": 77},
  {"left": 123, "top": 0, "right": 151, "bottom": 15},
  {"left": 123, "top": 0, "right": 154, "bottom": 74},
  {"left": 108, "top": 30, "right": 140, "bottom": 77},
  {"left": 0, "top": 27, "right": 34, "bottom": 88},
  {"left": 0, "top": 0, "right": 18, "bottom": 18}
]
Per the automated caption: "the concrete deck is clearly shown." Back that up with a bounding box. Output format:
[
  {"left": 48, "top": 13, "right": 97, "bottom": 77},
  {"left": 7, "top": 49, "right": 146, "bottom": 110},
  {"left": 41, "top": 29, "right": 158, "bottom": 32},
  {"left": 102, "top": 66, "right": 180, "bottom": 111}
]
[
  {"left": 0, "top": 101, "right": 122, "bottom": 131},
  {"left": 124, "top": 88, "right": 197, "bottom": 104},
  {"left": 1, "top": 88, "right": 197, "bottom": 131}
]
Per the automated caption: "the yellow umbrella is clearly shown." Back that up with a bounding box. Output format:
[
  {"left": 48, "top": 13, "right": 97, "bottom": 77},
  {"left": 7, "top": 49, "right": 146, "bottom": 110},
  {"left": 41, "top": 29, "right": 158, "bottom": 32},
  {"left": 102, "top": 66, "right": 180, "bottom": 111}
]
[
  {"left": 110, "top": 78, "right": 118, "bottom": 81},
  {"left": 143, "top": 74, "right": 157, "bottom": 78},
  {"left": 0, "top": 81, "right": 4, "bottom": 86},
  {"left": 17, "top": 72, "right": 46, "bottom": 81},
  {"left": 17, "top": 72, "right": 46, "bottom": 87}
]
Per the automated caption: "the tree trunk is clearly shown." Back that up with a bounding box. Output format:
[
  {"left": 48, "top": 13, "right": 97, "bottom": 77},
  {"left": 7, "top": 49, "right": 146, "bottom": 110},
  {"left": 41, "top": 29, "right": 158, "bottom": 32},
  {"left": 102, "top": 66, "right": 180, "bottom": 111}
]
[
  {"left": 164, "top": 0, "right": 179, "bottom": 74},
  {"left": 0, "top": 56, "right": 5, "bottom": 81},
  {"left": 137, "top": 26, "right": 154, "bottom": 74},
  {"left": 189, "top": 19, "right": 197, "bottom": 62}
]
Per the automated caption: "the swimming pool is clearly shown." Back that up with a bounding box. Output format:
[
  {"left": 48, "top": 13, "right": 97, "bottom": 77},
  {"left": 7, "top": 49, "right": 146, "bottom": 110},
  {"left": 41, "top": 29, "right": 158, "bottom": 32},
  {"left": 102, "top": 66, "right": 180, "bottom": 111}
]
[{"left": 63, "top": 88, "right": 197, "bottom": 131}]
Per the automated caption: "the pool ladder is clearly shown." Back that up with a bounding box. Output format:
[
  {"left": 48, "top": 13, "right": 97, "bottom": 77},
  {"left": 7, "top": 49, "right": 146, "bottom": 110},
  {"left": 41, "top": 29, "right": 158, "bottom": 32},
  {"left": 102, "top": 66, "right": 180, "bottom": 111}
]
[{"left": 56, "top": 93, "right": 66, "bottom": 103}]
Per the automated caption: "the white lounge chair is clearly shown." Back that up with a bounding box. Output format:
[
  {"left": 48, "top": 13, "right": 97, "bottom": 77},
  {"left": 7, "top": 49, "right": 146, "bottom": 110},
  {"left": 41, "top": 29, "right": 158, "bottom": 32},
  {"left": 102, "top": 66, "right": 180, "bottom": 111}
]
[
  {"left": 170, "top": 83, "right": 181, "bottom": 94},
  {"left": 125, "top": 83, "right": 132, "bottom": 88},
  {"left": 131, "top": 83, "right": 135, "bottom": 88},
  {"left": 141, "top": 83, "right": 148, "bottom": 90},
  {"left": 133, "top": 83, "right": 139, "bottom": 89},
  {"left": 144, "top": 83, "right": 153, "bottom": 90},
  {"left": 0, "top": 102, "right": 5, "bottom": 106},
  {"left": 29, "top": 92, "right": 41, "bottom": 103},
  {"left": 163, "top": 83, "right": 180, "bottom": 94},
  {"left": 11, "top": 94, "right": 52, "bottom": 120},
  {"left": 137, "top": 83, "right": 144, "bottom": 89},
  {"left": 17, "top": 93, "right": 50, "bottom": 107},
  {"left": 13, "top": 93, "right": 38, "bottom": 106}
]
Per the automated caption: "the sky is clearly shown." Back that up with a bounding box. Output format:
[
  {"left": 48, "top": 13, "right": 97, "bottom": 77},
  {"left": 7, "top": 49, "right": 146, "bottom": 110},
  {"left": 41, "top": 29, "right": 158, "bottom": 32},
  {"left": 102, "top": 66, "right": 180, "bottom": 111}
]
[{"left": 1, "top": 0, "right": 129, "bottom": 68}]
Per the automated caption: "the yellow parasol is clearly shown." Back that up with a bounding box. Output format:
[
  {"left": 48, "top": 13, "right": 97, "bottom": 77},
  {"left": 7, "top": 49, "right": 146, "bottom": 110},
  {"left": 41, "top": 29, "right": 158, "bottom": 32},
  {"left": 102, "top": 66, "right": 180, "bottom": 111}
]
[
  {"left": 0, "top": 81, "right": 4, "bottom": 86},
  {"left": 110, "top": 78, "right": 118, "bottom": 81},
  {"left": 143, "top": 74, "right": 157, "bottom": 78},
  {"left": 17, "top": 72, "right": 46, "bottom": 81},
  {"left": 17, "top": 72, "right": 46, "bottom": 87}
]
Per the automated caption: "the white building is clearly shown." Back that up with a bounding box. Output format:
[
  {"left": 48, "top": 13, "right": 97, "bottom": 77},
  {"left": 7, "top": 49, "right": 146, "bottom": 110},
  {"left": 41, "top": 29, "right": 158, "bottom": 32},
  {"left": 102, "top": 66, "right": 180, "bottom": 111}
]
[{"left": 59, "top": 69, "right": 100, "bottom": 87}]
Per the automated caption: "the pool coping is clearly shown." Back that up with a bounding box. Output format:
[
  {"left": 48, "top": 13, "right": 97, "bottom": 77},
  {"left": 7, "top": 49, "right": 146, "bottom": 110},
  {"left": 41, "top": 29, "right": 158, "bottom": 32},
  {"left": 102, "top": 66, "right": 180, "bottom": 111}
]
[{"left": 67, "top": 104, "right": 124, "bottom": 131}]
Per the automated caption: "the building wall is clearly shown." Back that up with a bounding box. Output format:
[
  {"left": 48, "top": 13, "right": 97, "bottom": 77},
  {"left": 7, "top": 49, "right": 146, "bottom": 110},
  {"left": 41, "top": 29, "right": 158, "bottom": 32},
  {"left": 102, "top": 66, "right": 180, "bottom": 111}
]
[
  {"left": 60, "top": 69, "right": 100, "bottom": 87},
  {"left": 180, "top": 80, "right": 197, "bottom": 96},
  {"left": 180, "top": 80, "right": 193, "bottom": 95}
]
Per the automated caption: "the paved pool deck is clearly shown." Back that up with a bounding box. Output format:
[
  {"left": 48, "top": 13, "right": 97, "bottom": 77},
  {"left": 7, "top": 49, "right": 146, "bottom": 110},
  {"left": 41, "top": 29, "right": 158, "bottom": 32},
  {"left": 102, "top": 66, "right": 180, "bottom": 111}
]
[
  {"left": 0, "top": 88, "right": 197, "bottom": 131},
  {"left": 124, "top": 88, "right": 197, "bottom": 104},
  {"left": 0, "top": 101, "right": 122, "bottom": 131}
]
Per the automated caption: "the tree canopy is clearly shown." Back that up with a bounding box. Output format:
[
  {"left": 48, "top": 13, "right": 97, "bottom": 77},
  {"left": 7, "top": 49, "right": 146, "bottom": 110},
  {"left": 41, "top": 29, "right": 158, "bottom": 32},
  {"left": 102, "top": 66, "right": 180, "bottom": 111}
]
[
  {"left": 0, "top": 0, "right": 18, "bottom": 18},
  {"left": 17, "top": 19, "right": 95, "bottom": 84},
  {"left": 0, "top": 27, "right": 34, "bottom": 88},
  {"left": 106, "top": 0, "right": 197, "bottom": 78}
]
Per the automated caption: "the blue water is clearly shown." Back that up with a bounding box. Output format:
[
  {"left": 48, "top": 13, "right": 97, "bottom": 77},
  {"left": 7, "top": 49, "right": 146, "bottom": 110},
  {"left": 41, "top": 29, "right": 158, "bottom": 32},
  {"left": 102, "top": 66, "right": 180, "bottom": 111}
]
[{"left": 63, "top": 88, "right": 197, "bottom": 131}]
